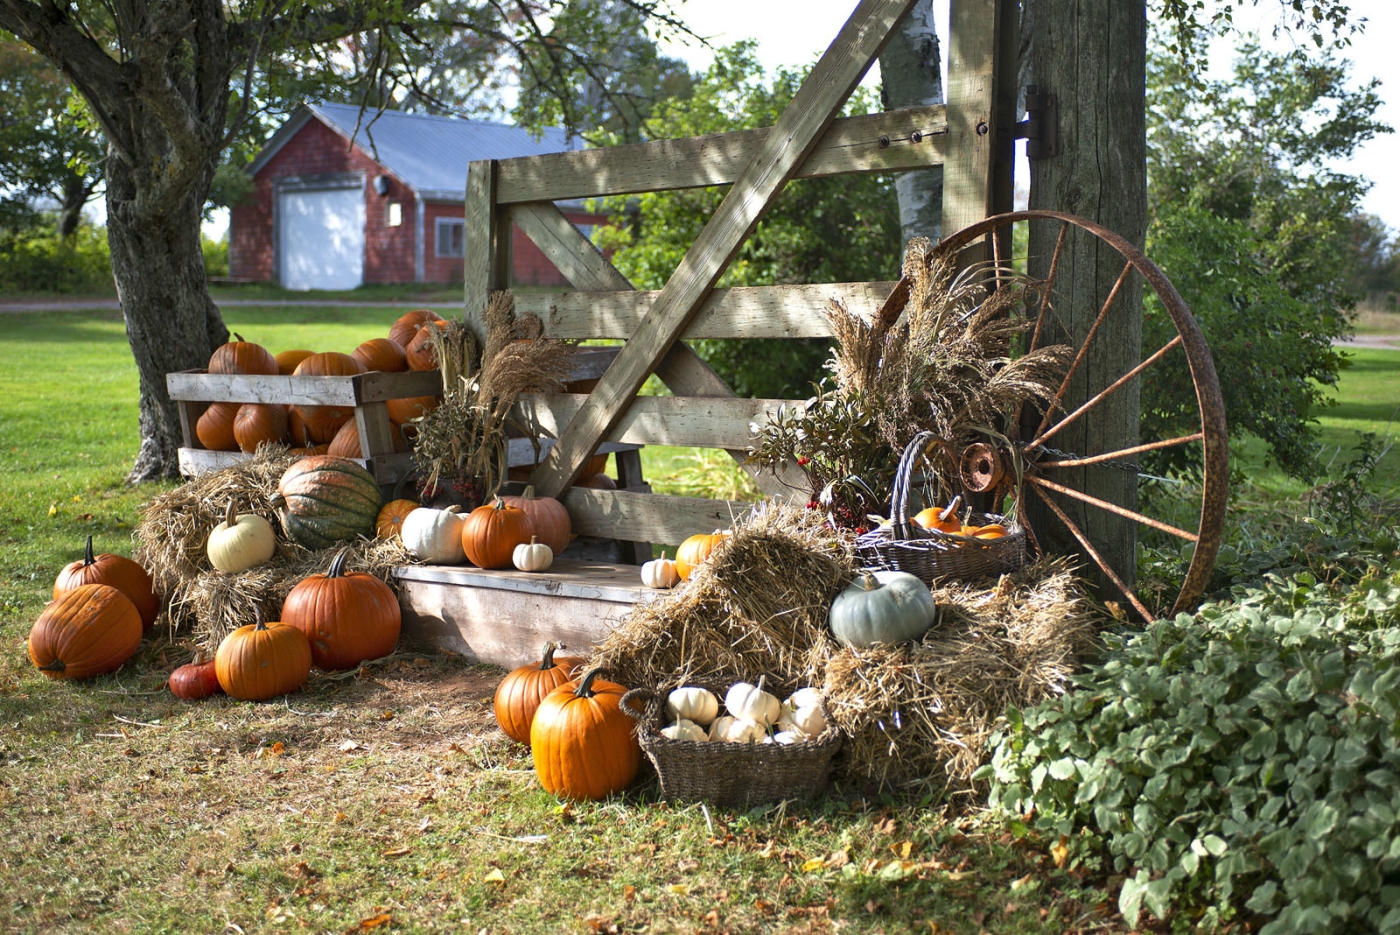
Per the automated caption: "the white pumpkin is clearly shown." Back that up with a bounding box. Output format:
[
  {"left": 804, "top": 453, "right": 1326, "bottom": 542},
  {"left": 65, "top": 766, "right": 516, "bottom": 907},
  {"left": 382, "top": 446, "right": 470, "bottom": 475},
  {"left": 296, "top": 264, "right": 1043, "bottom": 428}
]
[
  {"left": 512, "top": 536, "right": 553, "bottom": 572},
  {"left": 772, "top": 730, "right": 805, "bottom": 745},
  {"left": 400, "top": 505, "right": 467, "bottom": 563},
  {"left": 724, "top": 677, "right": 781, "bottom": 727},
  {"left": 640, "top": 551, "right": 680, "bottom": 589},
  {"left": 207, "top": 500, "right": 276, "bottom": 573},
  {"left": 784, "top": 687, "right": 823, "bottom": 712},
  {"left": 665, "top": 686, "right": 719, "bottom": 726},
  {"left": 778, "top": 704, "right": 826, "bottom": 738},
  {"left": 660, "top": 719, "right": 708, "bottom": 742},
  {"left": 708, "top": 715, "right": 765, "bottom": 744}
]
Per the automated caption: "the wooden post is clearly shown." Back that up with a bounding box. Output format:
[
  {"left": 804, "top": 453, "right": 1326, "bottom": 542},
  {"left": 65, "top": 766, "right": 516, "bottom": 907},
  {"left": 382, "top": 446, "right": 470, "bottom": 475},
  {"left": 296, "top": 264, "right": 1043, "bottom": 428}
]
[{"left": 463, "top": 159, "right": 505, "bottom": 346}]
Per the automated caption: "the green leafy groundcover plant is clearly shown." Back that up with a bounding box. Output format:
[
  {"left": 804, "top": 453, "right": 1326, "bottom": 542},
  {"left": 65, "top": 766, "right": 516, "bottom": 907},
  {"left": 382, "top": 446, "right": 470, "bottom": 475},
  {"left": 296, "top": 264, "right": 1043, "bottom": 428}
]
[{"left": 980, "top": 537, "right": 1400, "bottom": 933}]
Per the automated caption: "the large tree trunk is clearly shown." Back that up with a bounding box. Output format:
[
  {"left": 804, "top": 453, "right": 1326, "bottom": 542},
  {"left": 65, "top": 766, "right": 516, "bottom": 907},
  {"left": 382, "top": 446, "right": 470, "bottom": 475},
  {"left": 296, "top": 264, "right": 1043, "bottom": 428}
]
[
  {"left": 1021, "top": 0, "right": 1146, "bottom": 595},
  {"left": 106, "top": 142, "right": 228, "bottom": 483},
  {"left": 879, "top": 0, "right": 943, "bottom": 241}
]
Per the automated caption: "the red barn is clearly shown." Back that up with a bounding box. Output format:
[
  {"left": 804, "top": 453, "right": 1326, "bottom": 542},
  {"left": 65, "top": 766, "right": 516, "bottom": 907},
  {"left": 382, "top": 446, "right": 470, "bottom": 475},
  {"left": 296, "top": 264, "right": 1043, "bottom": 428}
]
[{"left": 229, "top": 102, "right": 608, "bottom": 290}]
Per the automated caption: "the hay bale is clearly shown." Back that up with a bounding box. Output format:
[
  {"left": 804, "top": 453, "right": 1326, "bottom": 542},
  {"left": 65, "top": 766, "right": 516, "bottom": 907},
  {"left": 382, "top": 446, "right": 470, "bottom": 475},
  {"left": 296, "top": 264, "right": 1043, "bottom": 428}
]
[
  {"left": 592, "top": 501, "right": 856, "bottom": 692},
  {"left": 823, "top": 556, "right": 1096, "bottom": 793},
  {"left": 133, "top": 449, "right": 409, "bottom": 647}
]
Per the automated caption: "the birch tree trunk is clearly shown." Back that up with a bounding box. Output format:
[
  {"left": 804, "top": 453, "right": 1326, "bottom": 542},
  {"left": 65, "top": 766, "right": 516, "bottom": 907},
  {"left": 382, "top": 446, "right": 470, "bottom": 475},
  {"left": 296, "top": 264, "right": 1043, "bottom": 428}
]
[{"left": 878, "top": 0, "right": 944, "bottom": 242}]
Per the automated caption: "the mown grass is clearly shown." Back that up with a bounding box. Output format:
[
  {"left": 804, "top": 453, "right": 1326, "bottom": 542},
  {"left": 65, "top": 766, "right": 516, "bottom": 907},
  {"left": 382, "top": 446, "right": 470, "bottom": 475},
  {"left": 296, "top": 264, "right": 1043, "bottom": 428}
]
[{"left": 2, "top": 305, "right": 1395, "bottom": 934}]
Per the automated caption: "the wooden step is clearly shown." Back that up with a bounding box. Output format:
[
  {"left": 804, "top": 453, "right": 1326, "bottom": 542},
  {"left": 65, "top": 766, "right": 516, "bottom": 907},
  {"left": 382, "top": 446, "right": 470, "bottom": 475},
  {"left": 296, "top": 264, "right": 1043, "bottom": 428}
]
[{"left": 394, "top": 559, "right": 661, "bottom": 669}]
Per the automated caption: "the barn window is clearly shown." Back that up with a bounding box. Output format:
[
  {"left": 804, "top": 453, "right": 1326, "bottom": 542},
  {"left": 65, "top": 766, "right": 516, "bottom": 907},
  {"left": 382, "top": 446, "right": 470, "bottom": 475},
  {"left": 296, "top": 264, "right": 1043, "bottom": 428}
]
[
  {"left": 436, "top": 218, "right": 465, "bottom": 257},
  {"left": 386, "top": 201, "right": 402, "bottom": 227}
]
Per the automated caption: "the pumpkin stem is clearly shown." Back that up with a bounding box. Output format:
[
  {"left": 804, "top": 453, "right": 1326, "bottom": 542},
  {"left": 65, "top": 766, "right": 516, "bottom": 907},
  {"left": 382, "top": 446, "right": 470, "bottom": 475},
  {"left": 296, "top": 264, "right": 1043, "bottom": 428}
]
[
  {"left": 253, "top": 604, "right": 268, "bottom": 631},
  {"left": 574, "top": 667, "right": 607, "bottom": 698},
  {"left": 224, "top": 500, "right": 238, "bottom": 528},
  {"left": 859, "top": 572, "right": 880, "bottom": 591},
  {"left": 539, "top": 640, "right": 564, "bottom": 669},
  {"left": 938, "top": 495, "right": 963, "bottom": 523},
  {"left": 493, "top": 496, "right": 508, "bottom": 510},
  {"left": 327, "top": 547, "right": 353, "bottom": 578},
  {"left": 522, "top": 485, "right": 536, "bottom": 499},
  {"left": 82, "top": 534, "right": 96, "bottom": 567},
  {"left": 232, "top": 332, "right": 245, "bottom": 343},
  {"left": 39, "top": 659, "right": 66, "bottom": 672}
]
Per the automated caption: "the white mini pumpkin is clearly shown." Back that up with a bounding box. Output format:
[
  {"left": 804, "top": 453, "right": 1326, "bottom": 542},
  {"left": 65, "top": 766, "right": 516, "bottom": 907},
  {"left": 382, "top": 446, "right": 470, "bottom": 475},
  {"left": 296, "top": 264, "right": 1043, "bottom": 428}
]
[
  {"left": 207, "top": 500, "right": 276, "bottom": 573},
  {"left": 784, "top": 687, "right": 823, "bottom": 712},
  {"left": 660, "top": 719, "right": 708, "bottom": 742},
  {"left": 778, "top": 704, "right": 826, "bottom": 738},
  {"left": 725, "top": 677, "right": 782, "bottom": 727},
  {"left": 772, "top": 730, "right": 805, "bottom": 745},
  {"left": 665, "top": 686, "right": 719, "bottom": 726},
  {"left": 640, "top": 551, "right": 680, "bottom": 589},
  {"left": 512, "top": 536, "right": 553, "bottom": 572},
  {"left": 708, "top": 715, "right": 765, "bottom": 744},
  {"left": 400, "top": 505, "right": 467, "bottom": 564}
]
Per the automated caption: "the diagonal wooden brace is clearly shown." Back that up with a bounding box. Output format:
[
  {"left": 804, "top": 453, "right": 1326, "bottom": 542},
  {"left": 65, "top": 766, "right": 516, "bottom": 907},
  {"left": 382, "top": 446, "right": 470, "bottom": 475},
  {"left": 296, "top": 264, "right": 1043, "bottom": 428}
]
[{"left": 528, "top": 0, "right": 921, "bottom": 499}]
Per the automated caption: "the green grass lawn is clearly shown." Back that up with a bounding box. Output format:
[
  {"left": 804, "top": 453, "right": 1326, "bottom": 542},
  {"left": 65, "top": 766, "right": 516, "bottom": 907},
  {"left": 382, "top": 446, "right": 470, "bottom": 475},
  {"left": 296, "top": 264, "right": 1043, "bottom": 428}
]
[{"left": 1, "top": 305, "right": 1395, "bottom": 934}]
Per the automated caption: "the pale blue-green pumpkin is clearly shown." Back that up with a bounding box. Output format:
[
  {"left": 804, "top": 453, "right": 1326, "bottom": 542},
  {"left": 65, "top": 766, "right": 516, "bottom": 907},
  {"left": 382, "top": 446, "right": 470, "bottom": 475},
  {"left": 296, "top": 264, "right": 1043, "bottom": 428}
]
[{"left": 828, "top": 571, "right": 936, "bottom": 648}]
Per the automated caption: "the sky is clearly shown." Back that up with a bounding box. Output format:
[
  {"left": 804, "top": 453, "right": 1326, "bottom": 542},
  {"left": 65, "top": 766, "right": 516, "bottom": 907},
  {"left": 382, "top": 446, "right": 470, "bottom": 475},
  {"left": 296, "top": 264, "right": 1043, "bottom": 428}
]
[{"left": 654, "top": 0, "right": 1400, "bottom": 229}]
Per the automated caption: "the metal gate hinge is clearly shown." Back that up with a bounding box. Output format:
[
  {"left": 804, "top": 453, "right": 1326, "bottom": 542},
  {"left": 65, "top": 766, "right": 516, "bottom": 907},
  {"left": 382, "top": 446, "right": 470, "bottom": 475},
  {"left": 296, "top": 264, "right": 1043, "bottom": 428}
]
[{"left": 1014, "top": 85, "right": 1057, "bottom": 159}]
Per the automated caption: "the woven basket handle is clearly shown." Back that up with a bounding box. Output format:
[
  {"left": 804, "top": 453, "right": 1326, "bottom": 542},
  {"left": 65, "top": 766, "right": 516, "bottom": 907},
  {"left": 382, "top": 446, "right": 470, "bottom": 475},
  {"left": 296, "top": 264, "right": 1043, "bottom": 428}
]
[
  {"left": 619, "top": 687, "right": 654, "bottom": 722},
  {"left": 891, "top": 431, "right": 937, "bottom": 540}
]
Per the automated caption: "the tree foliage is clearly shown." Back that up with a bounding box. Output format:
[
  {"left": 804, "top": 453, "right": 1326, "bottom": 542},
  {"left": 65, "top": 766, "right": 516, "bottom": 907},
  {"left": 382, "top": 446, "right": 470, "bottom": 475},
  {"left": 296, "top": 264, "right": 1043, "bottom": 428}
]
[
  {"left": 595, "top": 44, "right": 903, "bottom": 400},
  {"left": 1142, "top": 37, "right": 1389, "bottom": 480}
]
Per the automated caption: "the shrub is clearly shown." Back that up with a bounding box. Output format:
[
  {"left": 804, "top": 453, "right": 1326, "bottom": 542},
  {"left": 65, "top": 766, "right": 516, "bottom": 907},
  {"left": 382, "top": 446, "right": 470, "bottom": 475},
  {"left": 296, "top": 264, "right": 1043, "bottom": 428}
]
[
  {"left": 980, "top": 534, "right": 1400, "bottom": 932},
  {"left": 0, "top": 224, "right": 112, "bottom": 293}
]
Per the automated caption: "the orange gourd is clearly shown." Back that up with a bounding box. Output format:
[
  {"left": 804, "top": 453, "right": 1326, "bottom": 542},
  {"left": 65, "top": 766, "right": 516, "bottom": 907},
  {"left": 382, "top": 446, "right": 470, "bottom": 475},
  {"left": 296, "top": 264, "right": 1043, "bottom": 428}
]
[
  {"left": 274, "top": 348, "right": 316, "bottom": 375},
  {"left": 233, "top": 402, "right": 290, "bottom": 452},
  {"left": 54, "top": 535, "right": 159, "bottom": 631},
  {"left": 462, "top": 497, "right": 535, "bottom": 569},
  {"left": 912, "top": 495, "right": 964, "bottom": 534},
  {"left": 214, "top": 609, "right": 312, "bottom": 701},
  {"left": 405, "top": 320, "right": 448, "bottom": 371},
  {"left": 529, "top": 668, "right": 641, "bottom": 801},
  {"left": 376, "top": 499, "right": 420, "bottom": 539},
  {"left": 327, "top": 419, "right": 408, "bottom": 459},
  {"left": 493, "top": 641, "right": 587, "bottom": 744},
  {"left": 386, "top": 395, "right": 439, "bottom": 425}
]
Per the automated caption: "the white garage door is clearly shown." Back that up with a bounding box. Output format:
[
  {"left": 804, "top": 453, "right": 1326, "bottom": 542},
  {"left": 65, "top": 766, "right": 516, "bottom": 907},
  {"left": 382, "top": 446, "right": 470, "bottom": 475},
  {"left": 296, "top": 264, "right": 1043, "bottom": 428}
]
[{"left": 279, "top": 188, "right": 365, "bottom": 291}]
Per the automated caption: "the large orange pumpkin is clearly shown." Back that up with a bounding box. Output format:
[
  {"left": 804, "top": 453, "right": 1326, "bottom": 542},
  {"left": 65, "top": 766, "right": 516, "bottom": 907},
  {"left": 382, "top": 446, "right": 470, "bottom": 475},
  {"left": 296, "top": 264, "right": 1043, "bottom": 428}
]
[
  {"left": 493, "top": 642, "right": 587, "bottom": 744},
  {"left": 462, "top": 497, "right": 535, "bottom": 569},
  {"left": 386, "top": 395, "right": 439, "bottom": 425},
  {"left": 274, "top": 348, "right": 317, "bottom": 375},
  {"left": 196, "top": 402, "right": 241, "bottom": 451},
  {"left": 675, "top": 530, "right": 728, "bottom": 581},
  {"left": 233, "top": 402, "right": 290, "bottom": 453},
  {"left": 214, "top": 610, "right": 312, "bottom": 701},
  {"left": 291, "top": 353, "right": 365, "bottom": 443},
  {"left": 530, "top": 668, "right": 642, "bottom": 801},
  {"left": 388, "top": 309, "right": 445, "bottom": 348},
  {"left": 54, "top": 535, "right": 160, "bottom": 631},
  {"left": 28, "top": 583, "right": 144, "bottom": 679},
  {"left": 405, "top": 320, "right": 449, "bottom": 371},
  {"left": 327, "top": 418, "right": 408, "bottom": 459},
  {"left": 280, "top": 548, "right": 402, "bottom": 670},
  {"left": 208, "top": 333, "right": 277, "bottom": 375},
  {"left": 574, "top": 473, "right": 617, "bottom": 490},
  {"left": 352, "top": 338, "right": 408, "bottom": 373},
  {"left": 293, "top": 351, "right": 364, "bottom": 378},
  {"left": 501, "top": 486, "right": 571, "bottom": 556}
]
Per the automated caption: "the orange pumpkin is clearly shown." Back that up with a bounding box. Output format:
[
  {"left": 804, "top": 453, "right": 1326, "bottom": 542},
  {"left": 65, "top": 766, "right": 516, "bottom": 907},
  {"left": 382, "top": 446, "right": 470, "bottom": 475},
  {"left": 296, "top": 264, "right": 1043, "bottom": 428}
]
[
  {"left": 352, "top": 338, "right": 409, "bottom": 373},
  {"left": 28, "top": 583, "right": 144, "bottom": 679},
  {"left": 493, "top": 641, "right": 588, "bottom": 744},
  {"left": 195, "top": 401, "right": 241, "bottom": 451},
  {"left": 233, "top": 402, "right": 290, "bottom": 452},
  {"left": 388, "top": 309, "right": 445, "bottom": 348},
  {"left": 386, "top": 395, "right": 439, "bottom": 425},
  {"left": 280, "top": 548, "right": 401, "bottom": 670},
  {"left": 293, "top": 351, "right": 364, "bottom": 378},
  {"left": 405, "top": 320, "right": 448, "bottom": 371},
  {"left": 376, "top": 499, "right": 420, "bottom": 539},
  {"left": 327, "top": 418, "right": 408, "bottom": 459},
  {"left": 215, "top": 610, "right": 312, "bottom": 701},
  {"left": 462, "top": 497, "right": 535, "bottom": 569},
  {"left": 675, "top": 530, "right": 727, "bottom": 581},
  {"left": 585, "top": 453, "right": 609, "bottom": 475},
  {"left": 168, "top": 656, "right": 222, "bottom": 700},
  {"left": 274, "top": 348, "right": 316, "bottom": 375},
  {"left": 574, "top": 473, "right": 617, "bottom": 490},
  {"left": 501, "top": 485, "right": 571, "bottom": 556},
  {"left": 288, "top": 402, "right": 353, "bottom": 446},
  {"left": 54, "top": 535, "right": 160, "bottom": 631},
  {"left": 912, "top": 495, "right": 964, "bottom": 534},
  {"left": 208, "top": 333, "right": 277, "bottom": 375},
  {"left": 530, "top": 668, "right": 641, "bottom": 801}
]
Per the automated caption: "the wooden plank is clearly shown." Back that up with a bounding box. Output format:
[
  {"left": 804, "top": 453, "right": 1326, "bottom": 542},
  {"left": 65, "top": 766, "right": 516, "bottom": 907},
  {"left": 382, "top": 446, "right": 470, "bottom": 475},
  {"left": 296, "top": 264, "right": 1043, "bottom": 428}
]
[
  {"left": 166, "top": 370, "right": 439, "bottom": 407},
  {"left": 177, "top": 447, "right": 416, "bottom": 486},
  {"left": 505, "top": 437, "right": 640, "bottom": 467},
  {"left": 513, "top": 392, "right": 784, "bottom": 450},
  {"left": 353, "top": 401, "right": 395, "bottom": 459},
  {"left": 395, "top": 562, "right": 654, "bottom": 667},
  {"left": 942, "top": 0, "right": 1000, "bottom": 247},
  {"left": 517, "top": 282, "right": 896, "bottom": 340},
  {"left": 563, "top": 488, "right": 749, "bottom": 545},
  {"left": 530, "top": 0, "right": 919, "bottom": 499},
  {"left": 509, "top": 203, "right": 620, "bottom": 293},
  {"left": 176, "top": 399, "right": 208, "bottom": 450},
  {"left": 494, "top": 105, "right": 948, "bottom": 204},
  {"left": 463, "top": 158, "right": 501, "bottom": 347}
]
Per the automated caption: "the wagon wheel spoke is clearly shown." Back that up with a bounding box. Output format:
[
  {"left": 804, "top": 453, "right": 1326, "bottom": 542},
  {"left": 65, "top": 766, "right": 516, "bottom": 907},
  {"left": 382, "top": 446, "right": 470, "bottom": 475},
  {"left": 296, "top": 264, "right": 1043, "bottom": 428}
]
[{"left": 933, "top": 209, "right": 1229, "bottom": 620}]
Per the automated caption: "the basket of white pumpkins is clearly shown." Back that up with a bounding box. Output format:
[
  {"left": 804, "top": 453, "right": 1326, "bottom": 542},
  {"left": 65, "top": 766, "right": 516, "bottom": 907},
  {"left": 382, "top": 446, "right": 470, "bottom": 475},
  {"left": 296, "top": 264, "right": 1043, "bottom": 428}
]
[{"left": 620, "top": 677, "right": 841, "bottom": 806}]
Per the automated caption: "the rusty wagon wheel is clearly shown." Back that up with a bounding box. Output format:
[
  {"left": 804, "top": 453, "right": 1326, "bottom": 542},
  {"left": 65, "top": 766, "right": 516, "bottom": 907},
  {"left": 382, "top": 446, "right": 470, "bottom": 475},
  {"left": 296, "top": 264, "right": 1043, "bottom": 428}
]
[{"left": 880, "top": 209, "right": 1228, "bottom": 621}]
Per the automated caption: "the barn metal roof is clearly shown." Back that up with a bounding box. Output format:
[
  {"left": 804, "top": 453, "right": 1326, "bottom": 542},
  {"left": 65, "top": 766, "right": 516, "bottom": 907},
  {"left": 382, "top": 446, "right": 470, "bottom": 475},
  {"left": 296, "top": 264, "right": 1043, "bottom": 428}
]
[{"left": 248, "top": 102, "right": 581, "bottom": 202}]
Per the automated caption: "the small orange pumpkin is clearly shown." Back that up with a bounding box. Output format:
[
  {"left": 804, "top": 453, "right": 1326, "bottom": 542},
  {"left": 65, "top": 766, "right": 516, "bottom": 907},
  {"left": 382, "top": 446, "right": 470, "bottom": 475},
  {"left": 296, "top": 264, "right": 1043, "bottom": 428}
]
[
  {"left": 675, "top": 530, "right": 727, "bottom": 581},
  {"left": 352, "top": 337, "right": 409, "bottom": 374},
  {"left": 54, "top": 535, "right": 160, "bottom": 631},
  {"left": 405, "top": 320, "right": 448, "bottom": 371},
  {"left": 233, "top": 402, "right": 290, "bottom": 453},
  {"left": 386, "top": 395, "right": 439, "bottom": 425},
  {"left": 529, "top": 667, "right": 641, "bottom": 801},
  {"left": 388, "top": 309, "right": 445, "bottom": 348},
  {"left": 274, "top": 348, "right": 317, "bottom": 375},
  {"left": 493, "top": 641, "right": 588, "bottom": 744},
  {"left": 376, "top": 498, "right": 421, "bottom": 540},
  {"left": 214, "top": 608, "right": 312, "bottom": 701},
  {"left": 462, "top": 497, "right": 535, "bottom": 569},
  {"left": 168, "top": 656, "right": 222, "bottom": 700},
  {"left": 28, "top": 583, "right": 144, "bottom": 679},
  {"left": 196, "top": 401, "right": 241, "bottom": 451},
  {"left": 912, "top": 495, "right": 964, "bottom": 534}
]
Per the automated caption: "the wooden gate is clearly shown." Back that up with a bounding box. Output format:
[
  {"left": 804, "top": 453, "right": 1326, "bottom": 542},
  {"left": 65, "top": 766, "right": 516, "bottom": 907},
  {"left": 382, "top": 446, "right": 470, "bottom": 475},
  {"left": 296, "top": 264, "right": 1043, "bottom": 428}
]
[{"left": 396, "top": 0, "right": 1020, "bottom": 663}]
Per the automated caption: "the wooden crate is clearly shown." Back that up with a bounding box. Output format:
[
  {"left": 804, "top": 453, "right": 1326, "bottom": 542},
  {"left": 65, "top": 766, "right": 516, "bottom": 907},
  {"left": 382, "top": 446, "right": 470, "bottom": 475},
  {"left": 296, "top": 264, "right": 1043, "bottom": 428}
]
[{"left": 396, "top": 0, "right": 1017, "bottom": 661}]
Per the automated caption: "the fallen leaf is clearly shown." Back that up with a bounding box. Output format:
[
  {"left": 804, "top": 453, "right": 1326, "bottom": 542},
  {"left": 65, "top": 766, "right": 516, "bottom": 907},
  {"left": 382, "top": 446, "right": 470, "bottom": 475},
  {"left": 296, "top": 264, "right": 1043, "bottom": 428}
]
[
  {"left": 874, "top": 816, "right": 898, "bottom": 835},
  {"left": 379, "top": 710, "right": 395, "bottom": 720},
  {"left": 353, "top": 913, "right": 392, "bottom": 930},
  {"left": 800, "top": 857, "right": 827, "bottom": 873},
  {"left": 339, "top": 740, "right": 361, "bottom": 753},
  {"left": 412, "top": 657, "right": 430, "bottom": 667},
  {"left": 826, "top": 849, "right": 850, "bottom": 869},
  {"left": 622, "top": 885, "right": 636, "bottom": 903},
  {"left": 1050, "top": 835, "right": 1070, "bottom": 868},
  {"left": 668, "top": 883, "right": 690, "bottom": 895},
  {"left": 702, "top": 909, "right": 720, "bottom": 926},
  {"left": 482, "top": 868, "right": 506, "bottom": 885},
  {"left": 333, "top": 811, "right": 349, "bottom": 823},
  {"left": 381, "top": 846, "right": 412, "bottom": 858}
]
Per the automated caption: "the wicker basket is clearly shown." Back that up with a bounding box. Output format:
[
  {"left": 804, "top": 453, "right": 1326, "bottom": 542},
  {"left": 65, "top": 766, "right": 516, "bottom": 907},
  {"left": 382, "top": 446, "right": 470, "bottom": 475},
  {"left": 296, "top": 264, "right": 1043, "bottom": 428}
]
[
  {"left": 855, "top": 431, "right": 1026, "bottom": 585},
  {"left": 621, "top": 685, "right": 841, "bottom": 807}
]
